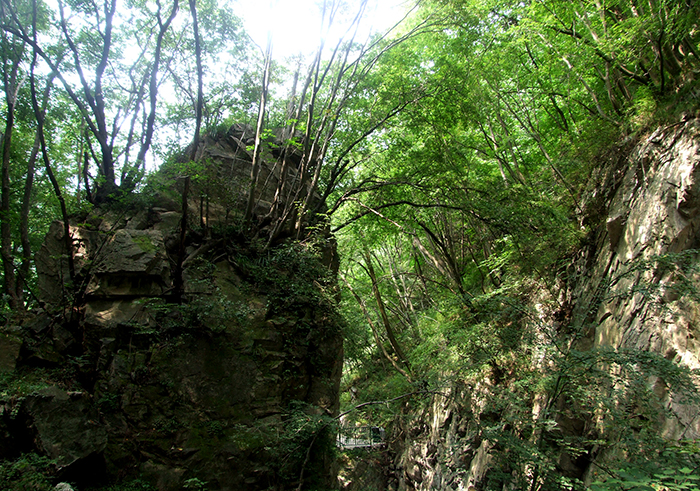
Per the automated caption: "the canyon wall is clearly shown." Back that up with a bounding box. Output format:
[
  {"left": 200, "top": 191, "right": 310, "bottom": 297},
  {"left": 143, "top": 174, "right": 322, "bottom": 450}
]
[{"left": 382, "top": 116, "right": 700, "bottom": 490}]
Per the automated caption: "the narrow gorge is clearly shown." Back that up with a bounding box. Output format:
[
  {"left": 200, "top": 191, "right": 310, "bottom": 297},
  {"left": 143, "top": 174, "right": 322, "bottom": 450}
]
[
  {"left": 1, "top": 0, "right": 699, "bottom": 490},
  {"left": 341, "top": 116, "right": 700, "bottom": 491}
]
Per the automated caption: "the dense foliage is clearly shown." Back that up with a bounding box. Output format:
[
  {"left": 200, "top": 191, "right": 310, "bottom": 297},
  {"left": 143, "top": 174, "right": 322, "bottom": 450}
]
[
  {"left": 1, "top": 0, "right": 699, "bottom": 489},
  {"left": 330, "top": 1, "right": 700, "bottom": 490}
]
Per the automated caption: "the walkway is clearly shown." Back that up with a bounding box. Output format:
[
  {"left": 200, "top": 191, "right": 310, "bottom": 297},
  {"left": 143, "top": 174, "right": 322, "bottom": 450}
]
[{"left": 337, "top": 425, "right": 386, "bottom": 449}]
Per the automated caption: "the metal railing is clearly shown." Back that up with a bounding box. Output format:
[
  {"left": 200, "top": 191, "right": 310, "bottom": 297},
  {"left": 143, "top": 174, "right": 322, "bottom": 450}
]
[{"left": 337, "top": 425, "right": 385, "bottom": 448}]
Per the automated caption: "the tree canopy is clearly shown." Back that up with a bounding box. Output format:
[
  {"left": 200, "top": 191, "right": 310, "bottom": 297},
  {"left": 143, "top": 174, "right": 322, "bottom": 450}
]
[{"left": 1, "top": 0, "right": 699, "bottom": 487}]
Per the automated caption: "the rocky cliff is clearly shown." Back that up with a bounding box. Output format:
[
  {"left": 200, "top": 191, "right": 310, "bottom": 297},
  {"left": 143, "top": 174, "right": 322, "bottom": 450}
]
[
  {"left": 569, "top": 115, "right": 700, "bottom": 439},
  {"left": 0, "top": 126, "right": 343, "bottom": 490},
  {"left": 367, "top": 116, "right": 700, "bottom": 490}
]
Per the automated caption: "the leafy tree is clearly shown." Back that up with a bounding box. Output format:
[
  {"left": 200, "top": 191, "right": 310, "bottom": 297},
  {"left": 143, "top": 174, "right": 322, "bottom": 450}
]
[
  {"left": 0, "top": 0, "right": 255, "bottom": 313},
  {"left": 0, "top": 0, "right": 30, "bottom": 311}
]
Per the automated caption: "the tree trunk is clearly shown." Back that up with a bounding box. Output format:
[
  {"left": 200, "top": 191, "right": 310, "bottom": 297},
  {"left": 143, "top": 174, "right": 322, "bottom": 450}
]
[
  {"left": 361, "top": 245, "right": 410, "bottom": 370},
  {"left": 342, "top": 272, "right": 411, "bottom": 380},
  {"left": 244, "top": 38, "right": 272, "bottom": 225},
  {"left": 29, "top": 2, "right": 74, "bottom": 294},
  {"left": 188, "top": 0, "right": 202, "bottom": 162},
  {"left": 1, "top": 97, "right": 18, "bottom": 310},
  {"left": 18, "top": 74, "right": 55, "bottom": 306},
  {"left": 130, "top": 0, "right": 179, "bottom": 189},
  {"left": 0, "top": 44, "right": 23, "bottom": 311}
]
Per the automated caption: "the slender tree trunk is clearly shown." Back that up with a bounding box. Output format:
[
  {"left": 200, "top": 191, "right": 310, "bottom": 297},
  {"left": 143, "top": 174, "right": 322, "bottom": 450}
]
[
  {"left": 56, "top": 0, "right": 118, "bottom": 202},
  {"left": 188, "top": 0, "right": 202, "bottom": 162},
  {"left": 93, "top": 0, "right": 118, "bottom": 198},
  {"left": 417, "top": 221, "right": 474, "bottom": 310},
  {"left": 244, "top": 38, "right": 272, "bottom": 225},
  {"left": 18, "top": 132, "right": 40, "bottom": 306},
  {"left": 361, "top": 245, "right": 410, "bottom": 370},
  {"left": 265, "top": 63, "right": 314, "bottom": 245},
  {"left": 1, "top": 97, "right": 18, "bottom": 310},
  {"left": 342, "top": 272, "right": 411, "bottom": 380},
  {"left": 31, "top": 78, "right": 75, "bottom": 289},
  {"left": 76, "top": 119, "right": 85, "bottom": 203},
  {"left": 130, "top": 0, "right": 179, "bottom": 188},
  {"left": 0, "top": 46, "right": 23, "bottom": 311},
  {"left": 268, "top": 59, "right": 302, "bottom": 220},
  {"left": 30, "top": 0, "right": 74, "bottom": 291},
  {"left": 18, "top": 74, "right": 55, "bottom": 306}
]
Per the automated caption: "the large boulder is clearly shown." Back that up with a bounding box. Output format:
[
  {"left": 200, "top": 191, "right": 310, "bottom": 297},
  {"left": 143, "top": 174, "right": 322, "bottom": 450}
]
[
  {"left": 22, "top": 388, "right": 107, "bottom": 471},
  {"left": 14, "top": 124, "right": 343, "bottom": 490}
]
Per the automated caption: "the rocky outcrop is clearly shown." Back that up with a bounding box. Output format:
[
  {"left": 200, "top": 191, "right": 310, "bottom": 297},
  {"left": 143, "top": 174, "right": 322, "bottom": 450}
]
[
  {"left": 569, "top": 116, "right": 700, "bottom": 438},
  {"left": 22, "top": 388, "right": 107, "bottom": 470},
  {"left": 381, "top": 385, "right": 486, "bottom": 491},
  {"left": 1, "top": 126, "right": 343, "bottom": 490},
  {"left": 338, "top": 449, "right": 391, "bottom": 491},
  {"left": 166, "top": 123, "right": 321, "bottom": 230}
]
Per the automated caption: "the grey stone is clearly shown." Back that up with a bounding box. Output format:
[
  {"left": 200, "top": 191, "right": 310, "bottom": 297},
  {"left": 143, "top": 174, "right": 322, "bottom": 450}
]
[
  {"left": 86, "top": 229, "right": 171, "bottom": 297},
  {"left": 24, "top": 387, "right": 107, "bottom": 469},
  {"left": 0, "top": 333, "right": 21, "bottom": 371},
  {"left": 152, "top": 211, "right": 182, "bottom": 233},
  {"left": 606, "top": 214, "right": 626, "bottom": 251},
  {"left": 34, "top": 221, "right": 74, "bottom": 307},
  {"left": 571, "top": 117, "right": 700, "bottom": 439}
]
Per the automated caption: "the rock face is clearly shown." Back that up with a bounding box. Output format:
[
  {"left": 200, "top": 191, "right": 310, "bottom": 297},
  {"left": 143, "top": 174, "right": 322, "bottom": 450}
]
[
  {"left": 22, "top": 388, "right": 107, "bottom": 470},
  {"left": 380, "top": 117, "right": 700, "bottom": 490},
  {"left": 166, "top": 124, "right": 322, "bottom": 230},
  {"left": 2, "top": 127, "right": 343, "bottom": 490},
  {"left": 570, "top": 117, "right": 700, "bottom": 438}
]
